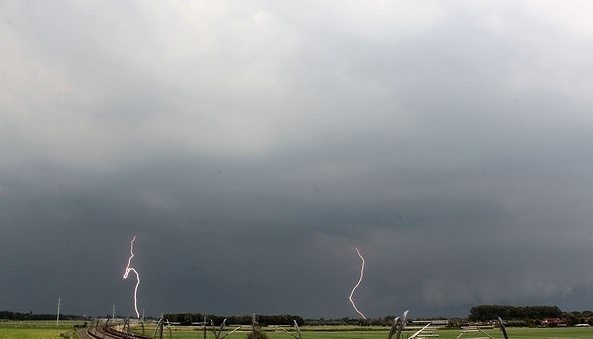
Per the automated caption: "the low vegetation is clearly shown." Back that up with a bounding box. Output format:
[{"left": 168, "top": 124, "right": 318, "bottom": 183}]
[
  {"left": 0, "top": 320, "right": 81, "bottom": 339},
  {"left": 4, "top": 304, "right": 593, "bottom": 339},
  {"left": 3, "top": 320, "right": 593, "bottom": 339}
]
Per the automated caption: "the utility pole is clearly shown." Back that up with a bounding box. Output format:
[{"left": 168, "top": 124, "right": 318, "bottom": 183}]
[
  {"left": 56, "top": 297, "right": 61, "bottom": 326},
  {"left": 112, "top": 304, "right": 115, "bottom": 320},
  {"left": 203, "top": 316, "right": 207, "bottom": 339}
]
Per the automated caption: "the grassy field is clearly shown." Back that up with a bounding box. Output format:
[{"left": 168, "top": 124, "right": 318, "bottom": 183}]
[
  {"left": 3, "top": 322, "right": 593, "bottom": 339},
  {"left": 0, "top": 320, "right": 82, "bottom": 339},
  {"left": 128, "top": 324, "right": 593, "bottom": 339}
]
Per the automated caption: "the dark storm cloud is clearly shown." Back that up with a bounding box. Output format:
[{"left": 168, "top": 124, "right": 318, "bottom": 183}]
[{"left": 2, "top": 0, "right": 593, "bottom": 319}]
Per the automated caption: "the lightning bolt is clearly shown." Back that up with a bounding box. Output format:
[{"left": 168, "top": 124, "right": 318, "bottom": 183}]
[
  {"left": 348, "top": 247, "right": 367, "bottom": 319},
  {"left": 123, "top": 235, "right": 141, "bottom": 319}
]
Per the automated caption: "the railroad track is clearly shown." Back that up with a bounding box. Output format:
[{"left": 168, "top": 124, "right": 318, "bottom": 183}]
[{"left": 84, "top": 325, "right": 152, "bottom": 339}]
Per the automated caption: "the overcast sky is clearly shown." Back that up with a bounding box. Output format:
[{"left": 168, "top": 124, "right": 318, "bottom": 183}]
[{"left": 2, "top": 1, "right": 593, "bottom": 320}]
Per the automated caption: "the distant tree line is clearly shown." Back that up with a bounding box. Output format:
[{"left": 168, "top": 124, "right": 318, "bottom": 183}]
[
  {"left": 163, "top": 313, "right": 304, "bottom": 326},
  {"left": 0, "top": 310, "right": 85, "bottom": 321},
  {"left": 469, "top": 305, "right": 562, "bottom": 321},
  {"left": 564, "top": 310, "right": 593, "bottom": 326},
  {"left": 304, "top": 316, "right": 417, "bottom": 327},
  {"left": 304, "top": 317, "right": 376, "bottom": 326}
]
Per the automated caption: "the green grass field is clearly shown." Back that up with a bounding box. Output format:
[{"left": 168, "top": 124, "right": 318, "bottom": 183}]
[
  {"left": 0, "top": 320, "right": 81, "bottom": 339},
  {"left": 3, "top": 322, "right": 593, "bottom": 339},
  {"left": 128, "top": 325, "right": 593, "bottom": 339}
]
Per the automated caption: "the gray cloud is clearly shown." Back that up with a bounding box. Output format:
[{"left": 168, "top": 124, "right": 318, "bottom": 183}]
[{"left": 2, "top": 1, "right": 593, "bottom": 319}]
